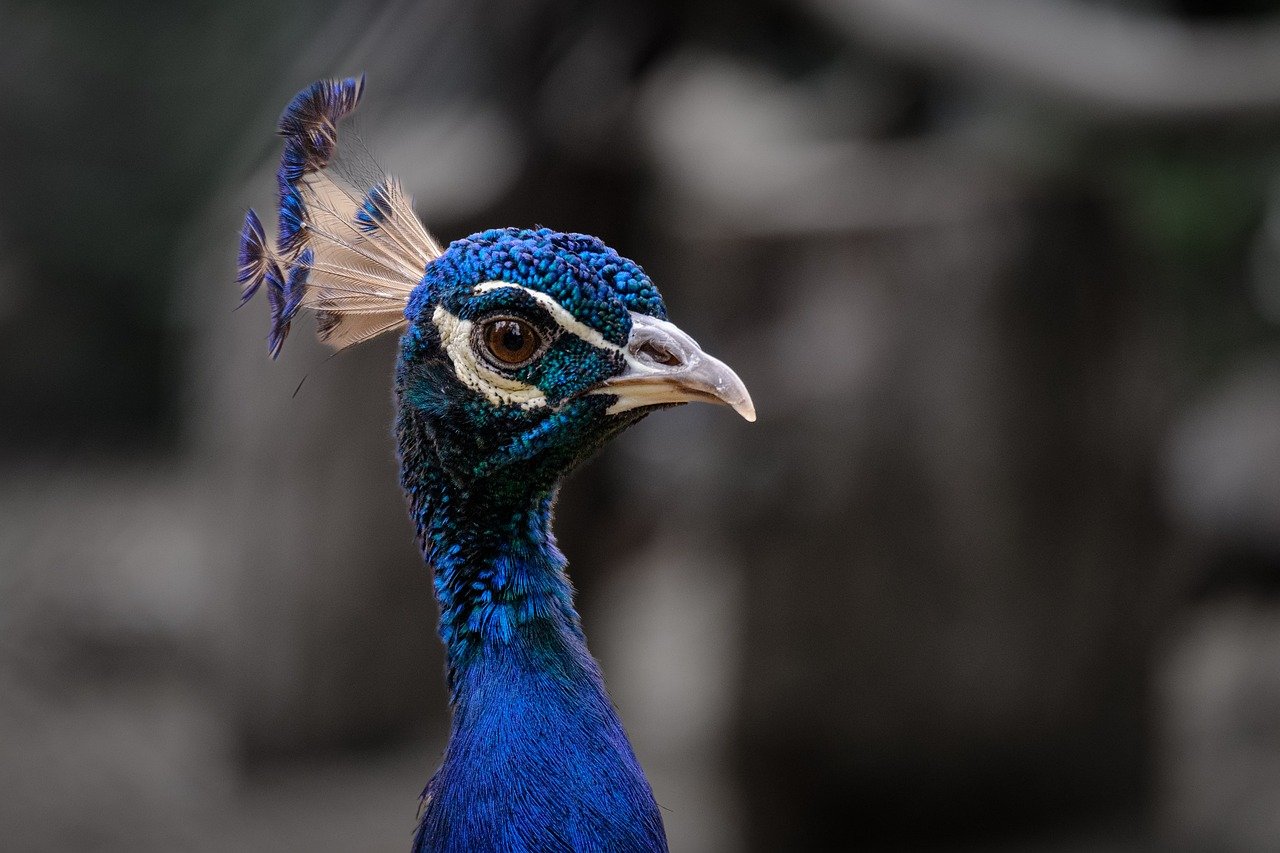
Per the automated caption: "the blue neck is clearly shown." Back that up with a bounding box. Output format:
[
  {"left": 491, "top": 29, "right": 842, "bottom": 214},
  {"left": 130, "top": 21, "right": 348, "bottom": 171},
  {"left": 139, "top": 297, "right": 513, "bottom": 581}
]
[
  {"left": 413, "top": 476, "right": 581, "bottom": 688},
  {"left": 398, "top": 410, "right": 668, "bottom": 852}
]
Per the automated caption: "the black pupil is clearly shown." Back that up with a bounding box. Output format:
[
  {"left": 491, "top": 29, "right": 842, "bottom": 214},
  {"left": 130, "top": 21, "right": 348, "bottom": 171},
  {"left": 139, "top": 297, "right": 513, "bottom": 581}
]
[
  {"left": 486, "top": 318, "right": 537, "bottom": 365},
  {"left": 500, "top": 324, "right": 525, "bottom": 353}
]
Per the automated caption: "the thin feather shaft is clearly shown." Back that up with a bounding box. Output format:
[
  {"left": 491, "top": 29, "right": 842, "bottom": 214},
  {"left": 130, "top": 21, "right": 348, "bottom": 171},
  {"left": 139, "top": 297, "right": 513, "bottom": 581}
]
[
  {"left": 302, "top": 260, "right": 417, "bottom": 293},
  {"left": 301, "top": 221, "right": 424, "bottom": 281},
  {"left": 318, "top": 311, "right": 407, "bottom": 348},
  {"left": 298, "top": 180, "right": 419, "bottom": 276},
  {"left": 356, "top": 179, "right": 441, "bottom": 264},
  {"left": 299, "top": 182, "right": 427, "bottom": 279}
]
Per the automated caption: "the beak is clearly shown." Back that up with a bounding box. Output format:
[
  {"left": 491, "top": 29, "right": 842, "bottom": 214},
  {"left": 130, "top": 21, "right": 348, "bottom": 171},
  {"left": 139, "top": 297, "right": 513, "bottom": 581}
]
[{"left": 593, "top": 312, "right": 756, "bottom": 422}]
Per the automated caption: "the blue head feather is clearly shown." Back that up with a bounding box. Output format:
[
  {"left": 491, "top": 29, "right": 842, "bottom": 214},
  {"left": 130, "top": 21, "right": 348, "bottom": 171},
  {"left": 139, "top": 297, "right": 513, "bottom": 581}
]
[
  {"left": 263, "top": 263, "right": 287, "bottom": 359},
  {"left": 356, "top": 181, "right": 394, "bottom": 232},
  {"left": 407, "top": 227, "right": 666, "bottom": 339},
  {"left": 274, "top": 76, "right": 364, "bottom": 256},
  {"left": 276, "top": 75, "right": 365, "bottom": 157},
  {"left": 236, "top": 208, "right": 270, "bottom": 305},
  {"left": 276, "top": 175, "right": 307, "bottom": 257},
  {"left": 263, "top": 249, "right": 311, "bottom": 360}
]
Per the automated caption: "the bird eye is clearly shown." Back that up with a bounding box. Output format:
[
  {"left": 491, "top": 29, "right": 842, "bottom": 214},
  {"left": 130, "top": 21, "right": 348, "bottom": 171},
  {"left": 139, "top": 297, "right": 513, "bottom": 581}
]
[{"left": 478, "top": 316, "right": 542, "bottom": 368}]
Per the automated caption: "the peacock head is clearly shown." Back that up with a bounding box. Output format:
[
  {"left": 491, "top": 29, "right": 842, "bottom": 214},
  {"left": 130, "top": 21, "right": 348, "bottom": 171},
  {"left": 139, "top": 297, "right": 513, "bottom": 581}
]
[
  {"left": 395, "top": 227, "right": 753, "bottom": 492},
  {"left": 237, "top": 76, "right": 752, "bottom": 498}
]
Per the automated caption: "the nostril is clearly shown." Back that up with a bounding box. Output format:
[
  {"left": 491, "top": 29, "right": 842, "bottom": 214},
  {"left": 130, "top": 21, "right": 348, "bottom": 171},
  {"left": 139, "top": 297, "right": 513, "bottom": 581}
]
[{"left": 637, "top": 339, "right": 682, "bottom": 367}]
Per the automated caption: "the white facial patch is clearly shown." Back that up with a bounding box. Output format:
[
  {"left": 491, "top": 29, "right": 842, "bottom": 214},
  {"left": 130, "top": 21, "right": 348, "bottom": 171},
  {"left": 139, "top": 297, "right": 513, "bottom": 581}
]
[
  {"left": 431, "top": 306, "right": 548, "bottom": 409},
  {"left": 471, "top": 282, "right": 622, "bottom": 353},
  {"left": 430, "top": 282, "right": 623, "bottom": 411}
]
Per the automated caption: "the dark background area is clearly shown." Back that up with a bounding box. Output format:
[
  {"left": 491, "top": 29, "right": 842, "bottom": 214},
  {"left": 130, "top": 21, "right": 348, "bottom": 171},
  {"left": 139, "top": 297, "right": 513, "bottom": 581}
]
[{"left": 3, "top": 0, "right": 1280, "bottom": 850}]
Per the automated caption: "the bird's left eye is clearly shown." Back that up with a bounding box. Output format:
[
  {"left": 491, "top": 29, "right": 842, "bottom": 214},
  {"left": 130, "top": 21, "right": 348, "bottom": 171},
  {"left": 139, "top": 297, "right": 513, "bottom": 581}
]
[{"left": 477, "top": 316, "right": 543, "bottom": 368}]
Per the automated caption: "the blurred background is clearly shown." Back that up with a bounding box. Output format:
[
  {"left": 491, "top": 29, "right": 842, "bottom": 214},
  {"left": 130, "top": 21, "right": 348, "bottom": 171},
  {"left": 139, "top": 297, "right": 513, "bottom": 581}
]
[{"left": 3, "top": 0, "right": 1280, "bottom": 850}]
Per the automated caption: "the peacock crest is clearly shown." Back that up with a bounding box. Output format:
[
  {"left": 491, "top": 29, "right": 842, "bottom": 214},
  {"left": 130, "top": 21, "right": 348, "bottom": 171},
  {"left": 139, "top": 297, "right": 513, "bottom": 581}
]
[{"left": 237, "top": 76, "right": 439, "bottom": 356}]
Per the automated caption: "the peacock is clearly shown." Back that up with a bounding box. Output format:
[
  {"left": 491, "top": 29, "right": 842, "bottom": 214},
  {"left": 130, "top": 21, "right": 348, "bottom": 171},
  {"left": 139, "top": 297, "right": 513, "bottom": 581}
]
[{"left": 236, "top": 76, "right": 754, "bottom": 853}]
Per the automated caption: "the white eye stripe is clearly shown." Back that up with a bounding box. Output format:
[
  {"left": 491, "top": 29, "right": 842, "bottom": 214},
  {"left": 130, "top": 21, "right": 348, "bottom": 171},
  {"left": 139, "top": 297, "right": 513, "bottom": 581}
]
[
  {"left": 431, "top": 306, "right": 547, "bottom": 410},
  {"left": 471, "top": 281, "right": 622, "bottom": 353}
]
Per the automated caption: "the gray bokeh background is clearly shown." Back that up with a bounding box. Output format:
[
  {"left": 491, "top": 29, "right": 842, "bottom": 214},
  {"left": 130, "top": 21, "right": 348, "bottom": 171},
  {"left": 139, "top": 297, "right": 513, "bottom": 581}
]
[{"left": 4, "top": 0, "right": 1280, "bottom": 850}]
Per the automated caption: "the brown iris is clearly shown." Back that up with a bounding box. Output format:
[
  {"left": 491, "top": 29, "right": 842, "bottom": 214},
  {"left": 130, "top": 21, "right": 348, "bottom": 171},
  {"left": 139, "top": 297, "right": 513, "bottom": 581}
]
[{"left": 480, "top": 317, "right": 541, "bottom": 367}]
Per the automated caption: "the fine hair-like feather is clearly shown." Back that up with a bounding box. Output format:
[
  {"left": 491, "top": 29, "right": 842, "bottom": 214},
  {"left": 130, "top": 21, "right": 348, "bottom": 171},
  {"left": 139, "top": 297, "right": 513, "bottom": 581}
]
[{"left": 237, "top": 75, "right": 441, "bottom": 357}]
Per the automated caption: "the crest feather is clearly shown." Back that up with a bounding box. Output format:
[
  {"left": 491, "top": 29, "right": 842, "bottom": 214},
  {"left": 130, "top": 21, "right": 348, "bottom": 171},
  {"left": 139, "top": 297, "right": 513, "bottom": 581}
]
[
  {"left": 238, "top": 75, "right": 442, "bottom": 358},
  {"left": 236, "top": 209, "right": 272, "bottom": 305}
]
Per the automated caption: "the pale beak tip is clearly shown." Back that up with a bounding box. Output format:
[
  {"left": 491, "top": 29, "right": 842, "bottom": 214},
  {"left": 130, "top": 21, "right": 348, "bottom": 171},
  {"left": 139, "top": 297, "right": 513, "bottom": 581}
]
[{"left": 602, "top": 312, "right": 758, "bottom": 423}]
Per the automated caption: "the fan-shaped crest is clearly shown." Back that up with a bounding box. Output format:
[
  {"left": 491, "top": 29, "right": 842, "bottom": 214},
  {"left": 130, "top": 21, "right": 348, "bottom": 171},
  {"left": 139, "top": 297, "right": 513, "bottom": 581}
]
[{"left": 236, "top": 75, "right": 442, "bottom": 357}]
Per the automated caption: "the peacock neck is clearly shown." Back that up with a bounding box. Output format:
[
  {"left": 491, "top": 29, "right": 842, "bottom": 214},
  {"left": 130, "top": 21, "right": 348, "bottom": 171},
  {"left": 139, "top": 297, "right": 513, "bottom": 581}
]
[
  {"left": 397, "top": 408, "right": 667, "bottom": 852},
  {"left": 408, "top": 469, "right": 588, "bottom": 691},
  {"left": 395, "top": 394, "right": 605, "bottom": 692}
]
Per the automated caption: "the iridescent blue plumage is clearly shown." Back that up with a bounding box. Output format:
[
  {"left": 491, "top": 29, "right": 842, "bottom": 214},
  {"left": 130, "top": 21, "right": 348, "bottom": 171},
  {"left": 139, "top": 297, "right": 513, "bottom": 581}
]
[
  {"left": 270, "top": 248, "right": 311, "bottom": 355},
  {"left": 408, "top": 227, "right": 667, "bottom": 345},
  {"left": 235, "top": 208, "right": 270, "bottom": 305},
  {"left": 276, "top": 175, "right": 308, "bottom": 257},
  {"left": 356, "top": 182, "right": 395, "bottom": 232},
  {"left": 263, "top": 262, "right": 288, "bottom": 359},
  {"left": 276, "top": 75, "right": 365, "bottom": 163},
  {"left": 236, "top": 76, "right": 753, "bottom": 852},
  {"left": 397, "top": 367, "right": 667, "bottom": 852},
  {"left": 275, "top": 76, "right": 364, "bottom": 264}
]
